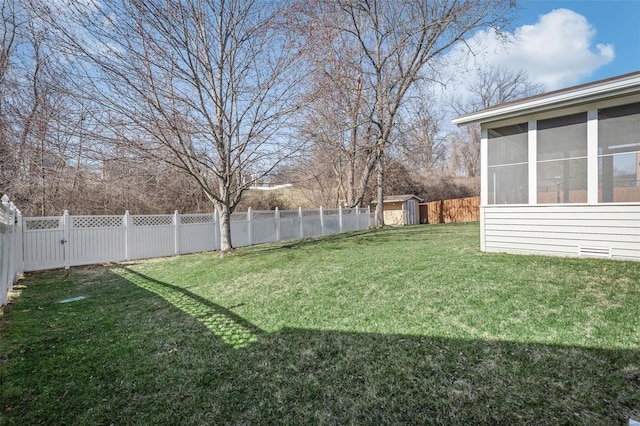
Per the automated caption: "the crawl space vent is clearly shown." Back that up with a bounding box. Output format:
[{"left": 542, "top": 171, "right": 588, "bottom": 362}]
[{"left": 578, "top": 245, "right": 611, "bottom": 259}]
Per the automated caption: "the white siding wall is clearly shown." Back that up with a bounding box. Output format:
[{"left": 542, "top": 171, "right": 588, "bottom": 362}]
[
  {"left": 482, "top": 204, "right": 640, "bottom": 260},
  {"left": 479, "top": 94, "right": 640, "bottom": 262}
]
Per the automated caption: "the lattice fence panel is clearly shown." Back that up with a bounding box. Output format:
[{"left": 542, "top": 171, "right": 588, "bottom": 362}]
[
  {"left": 230, "top": 212, "right": 248, "bottom": 222},
  {"left": 132, "top": 215, "right": 173, "bottom": 226},
  {"left": 279, "top": 210, "right": 300, "bottom": 219},
  {"left": 302, "top": 209, "right": 320, "bottom": 217},
  {"left": 25, "top": 219, "right": 61, "bottom": 230},
  {"left": 72, "top": 216, "right": 123, "bottom": 228},
  {"left": 181, "top": 214, "right": 214, "bottom": 224},
  {"left": 253, "top": 211, "right": 276, "bottom": 220},
  {"left": 324, "top": 209, "right": 340, "bottom": 216}
]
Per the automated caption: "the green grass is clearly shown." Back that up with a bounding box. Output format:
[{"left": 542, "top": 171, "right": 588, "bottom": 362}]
[{"left": 1, "top": 223, "right": 639, "bottom": 424}]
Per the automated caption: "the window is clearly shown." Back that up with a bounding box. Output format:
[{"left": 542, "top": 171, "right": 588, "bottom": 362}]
[
  {"left": 487, "top": 123, "right": 528, "bottom": 204},
  {"left": 537, "top": 113, "right": 587, "bottom": 203},
  {"left": 598, "top": 102, "right": 640, "bottom": 202}
]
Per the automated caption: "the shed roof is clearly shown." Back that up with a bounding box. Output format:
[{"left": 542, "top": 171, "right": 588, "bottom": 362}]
[
  {"left": 372, "top": 194, "right": 424, "bottom": 204},
  {"left": 452, "top": 70, "right": 640, "bottom": 127}
]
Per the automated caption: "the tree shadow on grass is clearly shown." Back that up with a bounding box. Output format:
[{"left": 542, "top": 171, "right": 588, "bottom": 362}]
[
  {"left": 2, "top": 267, "right": 639, "bottom": 425},
  {"left": 226, "top": 328, "right": 640, "bottom": 424},
  {"left": 112, "top": 267, "right": 263, "bottom": 349},
  {"left": 105, "top": 268, "right": 640, "bottom": 424}
]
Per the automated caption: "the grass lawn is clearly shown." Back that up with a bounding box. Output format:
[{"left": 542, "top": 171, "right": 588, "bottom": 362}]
[{"left": 1, "top": 222, "right": 639, "bottom": 424}]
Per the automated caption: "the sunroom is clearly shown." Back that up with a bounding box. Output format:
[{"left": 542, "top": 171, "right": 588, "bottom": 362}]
[{"left": 453, "top": 71, "right": 640, "bottom": 261}]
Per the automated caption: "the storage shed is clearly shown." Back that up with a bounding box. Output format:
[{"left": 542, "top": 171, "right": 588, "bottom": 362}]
[
  {"left": 372, "top": 194, "right": 422, "bottom": 226},
  {"left": 453, "top": 71, "right": 640, "bottom": 261}
]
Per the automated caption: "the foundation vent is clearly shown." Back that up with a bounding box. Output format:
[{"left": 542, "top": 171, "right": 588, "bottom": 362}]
[{"left": 579, "top": 245, "right": 611, "bottom": 259}]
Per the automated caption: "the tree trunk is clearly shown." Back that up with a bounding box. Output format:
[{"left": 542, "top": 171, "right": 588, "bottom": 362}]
[
  {"left": 374, "top": 152, "right": 384, "bottom": 227},
  {"left": 216, "top": 201, "right": 233, "bottom": 254},
  {"left": 350, "top": 148, "right": 378, "bottom": 208}
]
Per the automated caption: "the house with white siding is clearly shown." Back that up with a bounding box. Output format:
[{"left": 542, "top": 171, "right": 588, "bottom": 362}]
[{"left": 453, "top": 71, "right": 640, "bottom": 261}]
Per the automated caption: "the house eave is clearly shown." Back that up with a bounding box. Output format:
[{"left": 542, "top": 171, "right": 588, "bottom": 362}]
[{"left": 452, "top": 71, "right": 640, "bottom": 127}]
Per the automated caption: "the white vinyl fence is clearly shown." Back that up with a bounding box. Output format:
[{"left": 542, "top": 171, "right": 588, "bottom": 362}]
[
  {"left": 20, "top": 206, "right": 370, "bottom": 273},
  {"left": 0, "top": 195, "right": 24, "bottom": 305}
]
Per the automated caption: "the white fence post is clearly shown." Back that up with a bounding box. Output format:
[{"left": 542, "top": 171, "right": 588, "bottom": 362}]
[
  {"left": 247, "top": 207, "right": 253, "bottom": 246},
  {"left": 173, "top": 210, "right": 181, "bottom": 255},
  {"left": 0, "top": 195, "right": 23, "bottom": 305},
  {"left": 124, "top": 211, "right": 131, "bottom": 261},
  {"left": 338, "top": 206, "right": 343, "bottom": 233},
  {"left": 15, "top": 207, "right": 23, "bottom": 279},
  {"left": 1, "top": 196, "right": 9, "bottom": 305},
  {"left": 298, "top": 207, "right": 304, "bottom": 239},
  {"left": 319, "top": 206, "right": 325, "bottom": 236},
  {"left": 63, "top": 210, "right": 70, "bottom": 270},
  {"left": 7, "top": 202, "right": 15, "bottom": 285},
  {"left": 275, "top": 207, "right": 281, "bottom": 242}
]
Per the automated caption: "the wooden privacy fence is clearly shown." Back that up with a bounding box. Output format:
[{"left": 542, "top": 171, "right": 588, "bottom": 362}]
[
  {"left": 419, "top": 196, "right": 480, "bottom": 224},
  {"left": 0, "top": 195, "right": 24, "bottom": 305},
  {"left": 19, "top": 206, "right": 370, "bottom": 274}
]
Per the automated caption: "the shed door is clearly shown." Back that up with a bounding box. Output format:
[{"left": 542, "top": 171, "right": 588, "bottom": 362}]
[{"left": 406, "top": 199, "right": 416, "bottom": 225}]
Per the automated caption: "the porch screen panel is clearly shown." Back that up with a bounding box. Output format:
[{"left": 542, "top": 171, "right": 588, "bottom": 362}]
[
  {"left": 598, "top": 102, "right": 640, "bottom": 203},
  {"left": 536, "top": 113, "right": 587, "bottom": 203},
  {"left": 487, "top": 123, "right": 528, "bottom": 204}
]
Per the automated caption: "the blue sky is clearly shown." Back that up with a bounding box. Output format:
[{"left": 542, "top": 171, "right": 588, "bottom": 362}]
[
  {"left": 439, "top": 0, "right": 640, "bottom": 97},
  {"left": 518, "top": 0, "right": 640, "bottom": 85}
]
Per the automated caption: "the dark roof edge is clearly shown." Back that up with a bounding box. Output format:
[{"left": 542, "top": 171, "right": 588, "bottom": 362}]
[{"left": 452, "top": 70, "right": 640, "bottom": 126}]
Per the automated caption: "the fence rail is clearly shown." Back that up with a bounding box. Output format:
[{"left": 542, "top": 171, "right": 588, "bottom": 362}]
[
  {"left": 19, "top": 206, "right": 370, "bottom": 275},
  {"left": 420, "top": 196, "right": 480, "bottom": 224},
  {"left": 0, "top": 195, "right": 24, "bottom": 305}
]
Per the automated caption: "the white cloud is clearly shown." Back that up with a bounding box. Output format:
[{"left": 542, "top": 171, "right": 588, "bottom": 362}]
[
  {"left": 509, "top": 9, "right": 614, "bottom": 88},
  {"left": 440, "top": 8, "right": 615, "bottom": 95}
]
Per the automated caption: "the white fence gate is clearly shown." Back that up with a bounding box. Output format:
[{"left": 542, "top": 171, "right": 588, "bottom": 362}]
[
  {"left": 21, "top": 207, "right": 370, "bottom": 272},
  {"left": 0, "top": 195, "right": 24, "bottom": 305}
]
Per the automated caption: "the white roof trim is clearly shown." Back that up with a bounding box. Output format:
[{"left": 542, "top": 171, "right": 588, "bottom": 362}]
[{"left": 452, "top": 71, "right": 640, "bottom": 127}]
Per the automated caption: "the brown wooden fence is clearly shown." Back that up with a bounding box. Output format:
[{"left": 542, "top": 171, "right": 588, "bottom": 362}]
[{"left": 419, "top": 196, "right": 479, "bottom": 224}]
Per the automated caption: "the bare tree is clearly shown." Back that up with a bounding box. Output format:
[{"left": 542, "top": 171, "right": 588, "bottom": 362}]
[
  {"left": 0, "top": 0, "right": 16, "bottom": 87},
  {"left": 97, "top": 155, "right": 213, "bottom": 215},
  {"left": 11, "top": 10, "right": 92, "bottom": 216},
  {"left": 292, "top": 3, "right": 378, "bottom": 208},
  {"left": 0, "top": 0, "right": 19, "bottom": 193},
  {"left": 0, "top": 2, "right": 92, "bottom": 216},
  {"left": 320, "top": 0, "right": 515, "bottom": 226},
  {"left": 450, "top": 65, "right": 545, "bottom": 178},
  {"left": 453, "top": 65, "right": 545, "bottom": 113},
  {"left": 395, "top": 95, "right": 448, "bottom": 174},
  {"left": 300, "top": 69, "right": 378, "bottom": 208},
  {"left": 449, "top": 124, "right": 481, "bottom": 178},
  {"left": 42, "top": 0, "right": 305, "bottom": 252}
]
